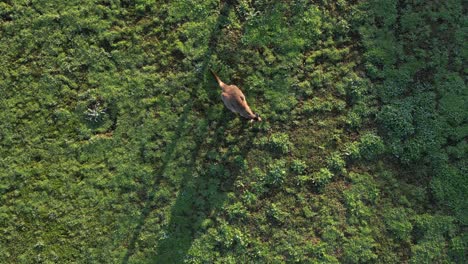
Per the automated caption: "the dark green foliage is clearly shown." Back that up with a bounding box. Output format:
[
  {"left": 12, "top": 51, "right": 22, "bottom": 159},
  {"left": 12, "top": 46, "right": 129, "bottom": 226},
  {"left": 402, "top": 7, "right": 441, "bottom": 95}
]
[
  {"left": 290, "top": 159, "right": 307, "bottom": 175},
  {"left": 358, "top": 132, "right": 385, "bottom": 160},
  {"left": 327, "top": 152, "right": 346, "bottom": 174},
  {"left": 409, "top": 214, "right": 459, "bottom": 264},
  {"left": 342, "top": 227, "right": 378, "bottom": 263},
  {"left": 265, "top": 160, "right": 287, "bottom": 186},
  {"left": 311, "top": 168, "right": 334, "bottom": 186},
  {"left": 362, "top": 0, "right": 467, "bottom": 228},
  {"left": 258, "top": 132, "right": 292, "bottom": 155},
  {"left": 383, "top": 207, "right": 413, "bottom": 242}
]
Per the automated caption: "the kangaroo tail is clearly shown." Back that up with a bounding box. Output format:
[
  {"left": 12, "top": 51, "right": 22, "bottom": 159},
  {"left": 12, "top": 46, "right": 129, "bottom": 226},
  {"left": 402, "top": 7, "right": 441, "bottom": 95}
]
[{"left": 209, "top": 69, "right": 223, "bottom": 86}]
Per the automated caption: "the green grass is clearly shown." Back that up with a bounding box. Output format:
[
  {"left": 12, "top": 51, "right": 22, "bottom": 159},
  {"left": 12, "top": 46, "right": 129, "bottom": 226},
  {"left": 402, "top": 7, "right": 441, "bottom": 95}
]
[{"left": 0, "top": 0, "right": 465, "bottom": 263}]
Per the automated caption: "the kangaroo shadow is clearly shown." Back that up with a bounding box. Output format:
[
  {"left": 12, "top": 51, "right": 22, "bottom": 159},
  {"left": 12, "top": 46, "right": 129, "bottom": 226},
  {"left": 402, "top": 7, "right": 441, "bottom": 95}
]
[{"left": 152, "top": 111, "right": 258, "bottom": 263}]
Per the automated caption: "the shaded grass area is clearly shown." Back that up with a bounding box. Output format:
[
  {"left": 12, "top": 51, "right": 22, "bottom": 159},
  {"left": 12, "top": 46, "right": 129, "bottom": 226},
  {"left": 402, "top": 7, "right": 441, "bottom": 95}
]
[{"left": 152, "top": 119, "right": 258, "bottom": 263}]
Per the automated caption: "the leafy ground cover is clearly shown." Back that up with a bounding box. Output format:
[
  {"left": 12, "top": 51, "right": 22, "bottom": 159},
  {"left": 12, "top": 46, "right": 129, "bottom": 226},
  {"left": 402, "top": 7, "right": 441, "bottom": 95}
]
[{"left": 0, "top": 0, "right": 465, "bottom": 263}]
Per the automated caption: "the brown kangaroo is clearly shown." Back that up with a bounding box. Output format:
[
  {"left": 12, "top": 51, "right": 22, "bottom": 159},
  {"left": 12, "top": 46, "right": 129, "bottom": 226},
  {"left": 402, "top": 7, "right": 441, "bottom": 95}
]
[{"left": 210, "top": 69, "right": 262, "bottom": 122}]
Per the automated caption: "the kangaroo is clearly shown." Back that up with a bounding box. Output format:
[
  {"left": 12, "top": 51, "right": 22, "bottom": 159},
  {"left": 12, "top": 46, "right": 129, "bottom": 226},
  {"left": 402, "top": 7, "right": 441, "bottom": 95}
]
[{"left": 210, "top": 69, "right": 262, "bottom": 122}]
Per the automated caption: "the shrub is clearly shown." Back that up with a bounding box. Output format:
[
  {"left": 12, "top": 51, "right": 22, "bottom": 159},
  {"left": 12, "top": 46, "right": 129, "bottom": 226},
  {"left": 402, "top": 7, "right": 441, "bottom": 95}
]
[
  {"left": 242, "top": 191, "right": 258, "bottom": 207},
  {"left": 312, "top": 168, "right": 334, "bottom": 186},
  {"left": 383, "top": 207, "right": 413, "bottom": 242},
  {"left": 267, "top": 203, "right": 289, "bottom": 224},
  {"left": 264, "top": 90, "right": 298, "bottom": 119},
  {"left": 216, "top": 224, "right": 246, "bottom": 250},
  {"left": 266, "top": 160, "right": 287, "bottom": 186},
  {"left": 226, "top": 202, "right": 248, "bottom": 221},
  {"left": 358, "top": 132, "right": 385, "bottom": 160},
  {"left": 342, "top": 228, "right": 378, "bottom": 263},
  {"left": 290, "top": 159, "right": 307, "bottom": 174},
  {"left": 327, "top": 152, "right": 346, "bottom": 173},
  {"left": 431, "top": 162, "right": 468, "bottom": 225},
  {"left": 344, "top": 141, "right": 361, "bottom": 160},
  {"left": 346, "top": 79, "right": 369, "bottom": 105},
  {"left": 346, "top": 111, "right": 362, "bottom": 129},
  {"left": 234, "top": 155, "right": 248, "bottom": 171},
  {"left": 449, "top": 236, "right": 467, "bottom": 263},
  {"left": 377, "top": 102, "right": 414, "bottom": 140},
  {"left": 258, "top": 133, "right": 292, "bottom": 155}
]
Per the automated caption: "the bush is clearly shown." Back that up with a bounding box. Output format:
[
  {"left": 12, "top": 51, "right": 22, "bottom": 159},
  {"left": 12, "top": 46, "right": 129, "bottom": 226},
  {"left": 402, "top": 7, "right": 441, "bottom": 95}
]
[
  {"left": 345, "top": 79, "right": 369, "bottom": 105},
  {"left": 265, "top": 160, "right": 287, "bottom": 186},
  {"left": 312, "top": 168, "right": 334, "bottom": 186},
  {"left": 267, "top": 203, "right": 289, "bottom": 225},
  {"left": 377, "top": 102, "right": 414, "bottom": 140},
  {"left": 343, "top": 173, "right": 379, "bottom": 224},
  {"left": 409, "top": 214, "right": 461, "bottom": 263},
  {"left": 431, "top": 163, "right": 468, "bottom": 225},
  {"left": 358, "top": 132, "right": 385, "bottom": 160},
  {"left": 258, "top": 133, "right": 292, "bottom": 154},
  {"left": 327, "top": 152, "right": 346, "bottom": 173},
  {"left": 342, "top": 229, "right": 378, "bottom": 263},
  {"left": 383, "top": 207, "right": 413, "bottom": 242},
  {"left": 410, "top": 238, "right": 449, "bottom": 264},
  {"left": 344, "top": 141, "right": 360, "bottom": 160},
  {"left": 290, "top": 159, "right": 307, "bottom": 175},
  {"left": 449, "top": 236, "right": 467, "bottom": 263},
  {"left": 345, "top": 110, "right": 362, "bottom": 129},
  {"left": 226, "top": 202, "right": 248, "bottom": 221}
]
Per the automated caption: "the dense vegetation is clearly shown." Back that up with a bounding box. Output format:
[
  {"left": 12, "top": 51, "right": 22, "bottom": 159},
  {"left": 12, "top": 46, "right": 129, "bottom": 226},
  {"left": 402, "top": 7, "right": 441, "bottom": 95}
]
[{"left": 0, "top": 0, "right": 465, "bottom": 263}]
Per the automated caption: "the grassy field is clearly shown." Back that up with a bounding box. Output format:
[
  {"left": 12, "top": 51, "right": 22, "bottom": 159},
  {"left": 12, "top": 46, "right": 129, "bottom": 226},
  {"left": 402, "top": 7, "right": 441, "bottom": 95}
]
[{"left": 0, "top": 0, "right": 466, "bottom": 263}]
